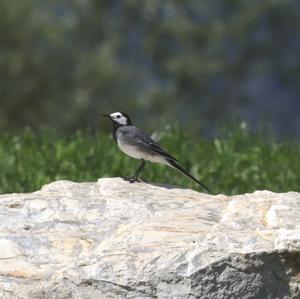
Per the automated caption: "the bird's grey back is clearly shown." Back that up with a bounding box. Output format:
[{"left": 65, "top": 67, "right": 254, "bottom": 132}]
[{"left": 116, "top": 126, "right": 177, "bottom": 161}]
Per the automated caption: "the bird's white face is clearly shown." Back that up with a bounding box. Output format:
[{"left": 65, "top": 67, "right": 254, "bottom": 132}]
[{"left": 110, "top": 112, "right": 129, "bottom": 125}]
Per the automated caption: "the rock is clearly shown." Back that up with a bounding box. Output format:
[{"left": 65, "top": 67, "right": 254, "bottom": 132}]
[{"left": 0, "top": 178, "right": 299, "bottom": 299}]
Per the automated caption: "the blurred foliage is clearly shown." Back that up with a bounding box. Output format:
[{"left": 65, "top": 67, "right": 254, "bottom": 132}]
[
  {"left": 0, "top": 127, "right": 299, "bottom": 195},
  {"left": 0, "top": 0, "right": 300, "bottom": 134}
]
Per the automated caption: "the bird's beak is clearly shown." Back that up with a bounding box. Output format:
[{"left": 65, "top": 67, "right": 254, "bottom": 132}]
[{"left": 102, "top": 114, "right": 111, "bottom": 118}]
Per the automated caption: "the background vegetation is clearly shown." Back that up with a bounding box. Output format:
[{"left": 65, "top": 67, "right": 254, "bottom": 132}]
[
  {"left": 0, "top": 127, "right": 299, "bottom": 195},
  {"left": 1, "top": 0, "right": 300, "bottom": 136},
  {"left": 1, "top": 1, "right": 299, "bottom": 194}
]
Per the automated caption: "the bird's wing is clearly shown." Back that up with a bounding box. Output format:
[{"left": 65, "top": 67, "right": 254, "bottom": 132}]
[{"left": 122, "top": 126, "right": 178, "bottom": 161}]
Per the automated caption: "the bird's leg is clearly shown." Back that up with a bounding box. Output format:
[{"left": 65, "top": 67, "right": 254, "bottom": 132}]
[
  {"left": 132, "top": 159, "right": 145, "bottom": 182},
  {"left": 123, "top": 159, "right": 145, "bottom": 183}
]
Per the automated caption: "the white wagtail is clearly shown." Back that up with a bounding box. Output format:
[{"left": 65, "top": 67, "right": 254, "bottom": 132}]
[{"left": 103, "top": 112, "right": 210, "bottom": 192}]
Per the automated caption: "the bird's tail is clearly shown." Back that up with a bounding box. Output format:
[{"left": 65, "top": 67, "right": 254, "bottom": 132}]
[{"left": 166, "top": 158, "right": 211, "bottom": 192}]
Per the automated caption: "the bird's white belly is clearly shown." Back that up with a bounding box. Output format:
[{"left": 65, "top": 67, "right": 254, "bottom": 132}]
[
  {"left": 118, "top": 142, "right": 144, "bottom": 159},
  {"left": 117, "top": 141, "right": 168, "bottom": 164}
]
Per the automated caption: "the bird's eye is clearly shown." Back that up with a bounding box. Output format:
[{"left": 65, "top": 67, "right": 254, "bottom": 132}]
[{"left": 117, "top": 115, "right": 121, "bottom": 118}]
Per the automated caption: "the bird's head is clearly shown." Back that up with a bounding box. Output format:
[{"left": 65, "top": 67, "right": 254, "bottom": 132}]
[{"left": 103, "top": 112, "right": 132, "bottom": 126}]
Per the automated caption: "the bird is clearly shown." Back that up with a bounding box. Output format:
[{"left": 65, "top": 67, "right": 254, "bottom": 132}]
[{"left": 103, "top": 112, "right": 210, "bottom": 192}]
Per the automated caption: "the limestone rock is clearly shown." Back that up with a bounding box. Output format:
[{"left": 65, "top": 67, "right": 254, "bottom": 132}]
[{"left": 0, "top": 178, "right": 299, "bottom": 298}]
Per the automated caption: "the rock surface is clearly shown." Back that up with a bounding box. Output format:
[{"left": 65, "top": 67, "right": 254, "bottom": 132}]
[{"left": 0, "top": 178, "right": 299, "bottom": 299}]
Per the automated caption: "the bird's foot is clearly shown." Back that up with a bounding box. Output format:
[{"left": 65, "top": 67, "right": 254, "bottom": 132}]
[
  {"left": 139, "top": 178, "right": 148, "bottom": 183},
  {"left": 122, "top": 176, "right": 141, "bottom": 183}
]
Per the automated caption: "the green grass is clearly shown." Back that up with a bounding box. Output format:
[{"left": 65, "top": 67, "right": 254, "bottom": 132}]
[{"left": 0, "top": 127, "right": 299, "bottom": 195}]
